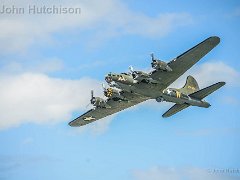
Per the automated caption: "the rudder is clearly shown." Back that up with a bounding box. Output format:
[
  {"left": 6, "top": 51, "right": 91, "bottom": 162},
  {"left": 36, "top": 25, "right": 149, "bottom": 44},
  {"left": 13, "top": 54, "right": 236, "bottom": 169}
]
[{"left": 179, "top": 76, "right": 199, "bottom": 95}]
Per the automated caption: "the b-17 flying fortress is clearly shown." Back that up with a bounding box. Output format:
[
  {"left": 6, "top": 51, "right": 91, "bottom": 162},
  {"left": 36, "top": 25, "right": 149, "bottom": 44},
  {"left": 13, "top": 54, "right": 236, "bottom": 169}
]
[{"left": 69, "top": 36, "right": 225, "bottom": 127}]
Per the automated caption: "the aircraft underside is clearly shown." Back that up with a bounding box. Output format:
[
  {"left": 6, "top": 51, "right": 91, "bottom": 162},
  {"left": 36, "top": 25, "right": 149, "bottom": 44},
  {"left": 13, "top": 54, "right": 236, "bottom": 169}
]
[{"left": 69, "top": 36, "right": 225, "bottom": 127}]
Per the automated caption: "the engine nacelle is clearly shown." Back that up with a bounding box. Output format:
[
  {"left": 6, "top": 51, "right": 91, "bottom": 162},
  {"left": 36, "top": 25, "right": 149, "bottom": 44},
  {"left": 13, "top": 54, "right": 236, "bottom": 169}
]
[
  {"left": 104, "top": 88, "right": 120, "bottom": 97},
  {"left": 105, "top": 73, "right": 137, "bottom": 85},
  {"left": 132, "top": 71, "right": 149, "bottom": 79},
  {"left": 91, "top": 97, "right": 111, "bottom": 108},
  {"left": 104, "top": 88, "right": 128, "bottom": 101},
  {"left": 151, "top": 60, "right": 172, "bottom": 72}
]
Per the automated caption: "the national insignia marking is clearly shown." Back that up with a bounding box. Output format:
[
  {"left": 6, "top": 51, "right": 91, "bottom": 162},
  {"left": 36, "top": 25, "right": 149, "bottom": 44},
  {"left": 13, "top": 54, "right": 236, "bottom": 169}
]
[{"left": 83, "top": 116, "right": 95, "bottom": 121}]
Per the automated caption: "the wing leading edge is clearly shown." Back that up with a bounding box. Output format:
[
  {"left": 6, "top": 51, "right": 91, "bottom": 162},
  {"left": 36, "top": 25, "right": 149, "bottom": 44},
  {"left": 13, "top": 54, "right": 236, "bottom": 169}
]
[
  {"left": 189, "top": 82, "right": 226, "bottom": 100},
  {"left": 162, "top": 103, "right": 190, "bottom": 118},
  {"left": 151, "top": 36, "right": 220, "bottom": 87},
  {"left": 69, "top": 95, "right": 149, "bottom": 127}
]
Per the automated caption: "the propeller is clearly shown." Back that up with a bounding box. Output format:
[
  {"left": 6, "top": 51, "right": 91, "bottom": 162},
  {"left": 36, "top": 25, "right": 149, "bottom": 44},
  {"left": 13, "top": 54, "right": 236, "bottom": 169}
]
[
  {"left": 129, "top": 65, "right": 134, "bottom": 73},
  {"left": 151, "top": 53, "right": 155, "bottom": 61},
  {"left": 85, "top": 90, "right": 94, "bottom": 109},
  {"left": 91, "top": 90, "right": 94, "bottom": 98},
  {"left": 151, "top": 53, "right": 158, "bottom": 69},
  {"left": 101, "top": 83, "right": 111, "bottom": 97},
  {"left": 90, "top": 90, "right": 96, "bottom": 105},
  {"left": 102, "top": 83, "right": 107, "bottom": 91},
  {"left": 129, "top": 65, "right": 139, "bottom": 79}
]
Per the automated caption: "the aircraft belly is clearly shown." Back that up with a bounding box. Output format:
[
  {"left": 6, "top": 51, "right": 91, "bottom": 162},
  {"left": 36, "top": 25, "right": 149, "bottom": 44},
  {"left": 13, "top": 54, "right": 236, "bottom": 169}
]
[
  {"left": 116, "top": 81, "right": 165, "bottom": 98},
  {"left": 133, "top": 83, "right": 165, "bottom": 98},
  {"left": 162, "top": 95, "right": 186, "bottom": 104},
  {"left": 69, "top": 36, "right": 223, "bottom": 126},
  {"left": 162, "top": 95, "right": 210, "bottom": 107},
  {"left": 187, "top": 98, "right": 210, "bottom": 108}
]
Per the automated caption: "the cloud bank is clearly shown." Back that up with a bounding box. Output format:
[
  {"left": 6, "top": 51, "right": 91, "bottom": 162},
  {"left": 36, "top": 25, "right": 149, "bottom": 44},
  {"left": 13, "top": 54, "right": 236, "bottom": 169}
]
[
  {"left": 170, "top": 61, "right": 240, "bottom": 88},
  {"left": 0, "top": 61, "right": 238, "bottom": 130},
  {"left": 0, "top": 73, "right": 100, "bottom": 130},
  {"left": 0, "top": 0, "right": 238, "bottom": 132},
  {"left": 0, "top": 0, "right": 192, "bottom": 53}
]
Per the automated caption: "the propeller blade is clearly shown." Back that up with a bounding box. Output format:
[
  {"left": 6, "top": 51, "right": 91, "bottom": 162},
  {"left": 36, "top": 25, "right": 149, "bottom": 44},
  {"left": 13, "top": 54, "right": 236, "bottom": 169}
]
[
  {"left": 91, "top": 90, "right": 94, "bottom": 99},
  {"left": 129, "top": 65, "right": 134, "bottom": 73},
  {"left": 150, "top": 53, "right": 154, "bottom": 61},
  {"left": 102, "top": 83, "right": 106, "bottom": 90}
]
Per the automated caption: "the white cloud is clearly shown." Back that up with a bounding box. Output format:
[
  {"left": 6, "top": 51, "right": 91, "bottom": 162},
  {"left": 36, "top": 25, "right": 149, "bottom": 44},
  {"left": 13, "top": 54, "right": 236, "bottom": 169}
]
[
  {"left": 0, "top": 73, "right": 103, "bottom": 130},
  {"left": 192, "top": 62, "right": 240, "bottom": 87},
  {"left": 1, "top": 61, "right": 236, "bottom": 131},
  {"left": 1, "top": 57, "right": 64, "bottom": 74},
  {"left": 132, "top": 166, "right": 238, "bottom": 180},
  {"left": 170, "top": 61, "right": 240, "bottom": 89},
  {"left": 0, "top": 0, "right": 192, "bottom": 53}
]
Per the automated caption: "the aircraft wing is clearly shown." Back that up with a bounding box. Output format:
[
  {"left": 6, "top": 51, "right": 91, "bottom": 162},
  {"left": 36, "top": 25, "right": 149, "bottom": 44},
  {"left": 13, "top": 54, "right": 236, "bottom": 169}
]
[
  {"left": 162, "top": 103, "right": 190, "bottom": 118},
  {"left": 69, "top": 94, "right": 149, "bottom": 127},
  {"left": 150, "top": 36, "right": 220, "bottom": 87}
]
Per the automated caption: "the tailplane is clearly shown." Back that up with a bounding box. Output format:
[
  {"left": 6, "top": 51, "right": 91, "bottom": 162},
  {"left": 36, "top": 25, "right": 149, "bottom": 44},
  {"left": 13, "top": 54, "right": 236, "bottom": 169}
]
[
  {"left": 179, "top": 76, "right": 199, "bottom": 95},
  {"left": 189, "top": 82, "right": 226, "bottom": 100}
]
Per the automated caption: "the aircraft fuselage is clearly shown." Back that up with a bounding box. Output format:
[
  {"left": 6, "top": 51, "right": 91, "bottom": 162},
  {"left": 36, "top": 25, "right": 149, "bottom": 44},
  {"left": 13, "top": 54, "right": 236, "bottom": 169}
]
[
  {"left": 105, "top": 72, "right": 210, "bottom": 108},
  {"left": 161, "top": 88, "right": 210, "bottom": 108}
]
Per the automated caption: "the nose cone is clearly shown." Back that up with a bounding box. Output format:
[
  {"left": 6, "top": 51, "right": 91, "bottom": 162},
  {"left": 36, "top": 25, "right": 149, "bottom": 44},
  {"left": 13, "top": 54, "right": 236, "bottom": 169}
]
[
  {"left": 105, "top": 75, "right": 112, "bottom": 83},
  {"left": 105, "top": 74, "right": 113, "bottom": 83}
]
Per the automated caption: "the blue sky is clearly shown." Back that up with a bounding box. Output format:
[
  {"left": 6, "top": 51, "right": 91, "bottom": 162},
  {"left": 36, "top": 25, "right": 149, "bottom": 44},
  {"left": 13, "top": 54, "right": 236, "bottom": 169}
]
[{"left": 0, "top": 0, "right": 240, "bottom": 179}]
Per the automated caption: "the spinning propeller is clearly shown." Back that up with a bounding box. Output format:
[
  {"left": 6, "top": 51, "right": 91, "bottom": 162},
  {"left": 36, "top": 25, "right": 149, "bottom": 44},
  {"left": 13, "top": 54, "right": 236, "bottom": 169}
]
[{"left": 102, "top": 83, "right": 114, "bottom": 97}]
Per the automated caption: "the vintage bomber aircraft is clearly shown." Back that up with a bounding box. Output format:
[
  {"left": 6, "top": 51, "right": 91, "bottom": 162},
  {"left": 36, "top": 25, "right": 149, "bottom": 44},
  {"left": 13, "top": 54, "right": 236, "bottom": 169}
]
[{"left": 69, "top": 36, "right": 225, "bottom": 127}]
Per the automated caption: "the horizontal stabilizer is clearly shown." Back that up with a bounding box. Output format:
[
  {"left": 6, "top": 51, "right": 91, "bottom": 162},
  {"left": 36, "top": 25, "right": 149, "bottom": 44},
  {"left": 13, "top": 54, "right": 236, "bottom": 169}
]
[
  {"left": 189, "top": 82, "right": 226, "bottom": 100},
  {"left": 162, "top": 103, "right": 190, "bottom": 118}
]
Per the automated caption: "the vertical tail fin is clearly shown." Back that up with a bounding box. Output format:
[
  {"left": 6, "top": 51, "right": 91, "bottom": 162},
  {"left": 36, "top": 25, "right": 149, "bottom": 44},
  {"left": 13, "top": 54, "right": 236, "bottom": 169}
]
[{"left": 179, "top": 76, "right": 199, "bottom": 95}]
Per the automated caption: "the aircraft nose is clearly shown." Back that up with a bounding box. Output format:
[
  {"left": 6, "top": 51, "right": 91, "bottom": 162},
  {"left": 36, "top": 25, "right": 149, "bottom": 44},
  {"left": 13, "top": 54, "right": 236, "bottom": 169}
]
[{"left": 105, "top": 75, "right": 112, "bottom": 83}]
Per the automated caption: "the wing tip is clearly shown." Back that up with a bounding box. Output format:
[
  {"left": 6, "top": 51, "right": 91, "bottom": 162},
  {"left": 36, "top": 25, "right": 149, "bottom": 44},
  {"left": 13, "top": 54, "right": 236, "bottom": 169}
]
[
  {"left": 216, "top": 81, "right": 226, "bottom": 87},
  {"left": 162, "top": 114, "right": 169, "bottom": 118},
  {"left": 220, "top": 81, "right": 226, "bottom": 85},
  {"left": 68, "top": 121, "right": 75, "bottom": 127},
  {"left": 68, "top": 120, "right": 81, "bottom": 127},
  {"left": 162, "top": 111, "right": 172, "bottom": 118},
  {"left": 208, "top": 36, "right": 220, "bottom": 45}
]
